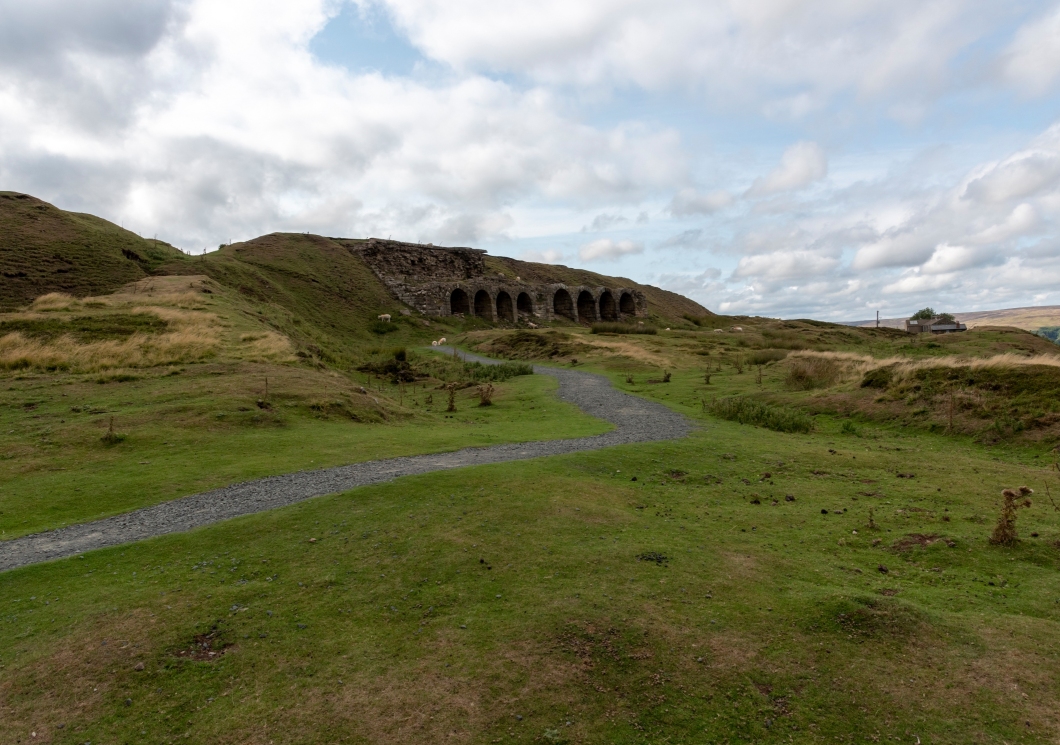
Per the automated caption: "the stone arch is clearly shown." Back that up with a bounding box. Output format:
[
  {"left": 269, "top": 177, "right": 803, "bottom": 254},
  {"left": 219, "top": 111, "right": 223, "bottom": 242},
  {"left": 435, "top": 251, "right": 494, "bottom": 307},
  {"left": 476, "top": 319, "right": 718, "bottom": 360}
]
[
  {"left": 516, "top": 292, "right": 533, "bottom": 317},
  {"left": 577, "top": 290, "right": 597, "bottom": 324},
  {"left": 496, "top": 290, "right": 514, "bottom": 322},
  {"left": 598, "top": 290, "right": 618, "bottom": 321},
  {"left": 450, "top": 287, "right": 470, "bottom": 315},
  {"left": 474, "top": 289, "right": 493, "bottom": 319},
  {"left": 553, "top": 288, "right": 575, "bottom": 320},
  {"left": 619, "top": 291, "right": 636, "bottom": 315}
]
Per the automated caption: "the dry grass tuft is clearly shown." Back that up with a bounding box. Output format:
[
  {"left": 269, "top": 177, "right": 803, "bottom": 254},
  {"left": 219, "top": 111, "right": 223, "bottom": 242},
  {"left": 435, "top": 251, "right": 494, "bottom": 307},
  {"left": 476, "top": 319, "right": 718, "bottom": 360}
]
[
  {"left": 0, "top": 329, "right": 220, "bottom": 372},
  {"left": 785, "top": 355, "right": 841, "bottom": 389}
]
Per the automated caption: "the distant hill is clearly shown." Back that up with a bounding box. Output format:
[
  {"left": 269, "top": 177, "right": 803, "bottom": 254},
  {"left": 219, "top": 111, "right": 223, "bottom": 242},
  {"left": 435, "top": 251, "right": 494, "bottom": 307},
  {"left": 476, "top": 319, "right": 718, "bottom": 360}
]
[{"left": 847, "top": 306, "right": 1060, "bottom": 335}]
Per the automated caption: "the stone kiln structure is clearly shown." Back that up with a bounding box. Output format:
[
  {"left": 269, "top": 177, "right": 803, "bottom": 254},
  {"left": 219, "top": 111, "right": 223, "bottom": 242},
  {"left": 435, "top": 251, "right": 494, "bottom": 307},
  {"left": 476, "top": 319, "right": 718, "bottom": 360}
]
[{"left": 351, "top": 238, "right": 647, "bottom": 323}]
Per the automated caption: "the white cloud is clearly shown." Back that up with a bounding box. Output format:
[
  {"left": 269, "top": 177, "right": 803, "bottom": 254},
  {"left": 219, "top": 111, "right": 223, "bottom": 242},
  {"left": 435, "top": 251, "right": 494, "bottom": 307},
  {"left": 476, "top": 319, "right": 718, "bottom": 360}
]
[
  {"left": 0, "top": 0, "right": 687, "bottom": 249},
  {"left": 961, "top": 151, "right": 1060, "bottom": 203},
  {"left": 732, "top": 250, "right": 839, "bottom": 282},
  {"left": 376, "top": 0, "right": 1013, "bottom": 113},
  {"left": 520, "top": 248, "right": 566, "bottom": 263},
  {"left": 1002, "top": 6, "right": 1060, "bottom": 96},
  {"left": 747, "top": 141, "right": 827, "bottom": 196},
  {"left": 669, "top": 188, "right": 732, "bottom": 216},
  {"left": 579, "top": 238, "right": 643, "bottom": 261}
]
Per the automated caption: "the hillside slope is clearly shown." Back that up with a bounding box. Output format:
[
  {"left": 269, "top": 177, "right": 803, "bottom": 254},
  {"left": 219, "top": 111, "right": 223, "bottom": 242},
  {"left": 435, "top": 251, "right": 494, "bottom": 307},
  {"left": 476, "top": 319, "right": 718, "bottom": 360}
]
[
  {"left": 0, "top": 192, "right": 185, "bottom": 310},
  {"left": 166, "top": 233, "right": 418, "bottom": 366}
]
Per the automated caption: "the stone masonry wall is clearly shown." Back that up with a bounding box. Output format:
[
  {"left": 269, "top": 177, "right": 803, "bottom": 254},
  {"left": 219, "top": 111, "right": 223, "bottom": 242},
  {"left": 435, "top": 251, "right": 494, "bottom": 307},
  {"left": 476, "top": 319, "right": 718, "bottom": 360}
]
[{"left": 349, "top": 238, "right": 647, "bottom": 322}]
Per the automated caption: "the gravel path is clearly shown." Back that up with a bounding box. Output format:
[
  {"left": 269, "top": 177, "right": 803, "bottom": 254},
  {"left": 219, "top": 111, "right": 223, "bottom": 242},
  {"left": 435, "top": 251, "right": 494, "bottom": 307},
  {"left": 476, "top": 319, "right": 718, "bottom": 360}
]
[{"left": 0, "top": 349, "right": 692, "bottom": 571}]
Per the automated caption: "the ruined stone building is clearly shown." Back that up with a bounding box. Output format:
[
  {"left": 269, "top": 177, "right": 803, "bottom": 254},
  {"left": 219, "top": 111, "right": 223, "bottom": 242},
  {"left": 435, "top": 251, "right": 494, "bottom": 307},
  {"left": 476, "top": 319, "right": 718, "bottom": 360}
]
[{"left": 350, "top": 238, "right": 647, "bottom": 323}]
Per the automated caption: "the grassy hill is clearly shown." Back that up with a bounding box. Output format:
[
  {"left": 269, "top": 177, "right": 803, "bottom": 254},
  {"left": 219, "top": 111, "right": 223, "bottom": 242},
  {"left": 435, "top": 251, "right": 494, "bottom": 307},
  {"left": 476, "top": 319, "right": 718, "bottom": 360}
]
[{"left": 0, "top": 192, "right": 185, "bottom": 311}]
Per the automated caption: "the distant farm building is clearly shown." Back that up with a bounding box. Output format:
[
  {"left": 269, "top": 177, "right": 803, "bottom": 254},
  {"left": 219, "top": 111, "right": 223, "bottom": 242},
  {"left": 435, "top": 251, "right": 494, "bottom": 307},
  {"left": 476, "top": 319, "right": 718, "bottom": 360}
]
[{"left": 905, "top": 317, "right": 967, "bottom": 334}]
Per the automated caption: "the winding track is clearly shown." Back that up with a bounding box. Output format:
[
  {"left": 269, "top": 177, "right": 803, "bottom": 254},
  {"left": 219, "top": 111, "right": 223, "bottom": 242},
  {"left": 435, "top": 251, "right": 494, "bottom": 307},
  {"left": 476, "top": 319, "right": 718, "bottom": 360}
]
[{"left": 0, "top": 349, "right": 691, "bottom": 572}]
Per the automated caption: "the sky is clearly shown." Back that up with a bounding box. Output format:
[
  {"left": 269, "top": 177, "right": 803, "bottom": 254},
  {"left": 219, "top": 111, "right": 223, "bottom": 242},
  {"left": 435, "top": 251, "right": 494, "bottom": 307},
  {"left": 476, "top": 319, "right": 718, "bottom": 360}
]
[{"left": 3, "top": 1, "right": 1060, "bottom": 320}]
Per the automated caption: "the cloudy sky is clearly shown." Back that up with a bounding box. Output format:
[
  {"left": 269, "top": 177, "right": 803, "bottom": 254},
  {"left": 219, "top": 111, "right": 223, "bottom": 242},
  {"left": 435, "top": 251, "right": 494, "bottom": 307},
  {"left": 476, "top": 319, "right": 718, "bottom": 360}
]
[{"left": 3, "top": 0, "right": 1060, "bottom": 320}]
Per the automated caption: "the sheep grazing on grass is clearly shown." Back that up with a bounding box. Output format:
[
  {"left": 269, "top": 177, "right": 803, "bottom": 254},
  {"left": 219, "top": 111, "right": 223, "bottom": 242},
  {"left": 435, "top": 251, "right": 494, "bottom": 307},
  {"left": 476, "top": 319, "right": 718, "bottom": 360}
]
[
  {"left": 431, "top": 341, "right": 439, "bottom": 347},
  {"left": 527, "top": 322, "right": 538, "bottom": 329},
  {"left": 439, "top": 337, "right": 446, "bottom": 344},
  {"left": 377, "top": 314, "right": 391, "bottom": 322}
]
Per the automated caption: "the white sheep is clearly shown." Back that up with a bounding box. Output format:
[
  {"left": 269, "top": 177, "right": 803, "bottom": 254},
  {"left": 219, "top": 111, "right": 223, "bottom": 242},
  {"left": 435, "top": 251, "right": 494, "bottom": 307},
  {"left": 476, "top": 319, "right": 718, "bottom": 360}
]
[
  {"left": 377, "top": 313, "right": 391, "bottom": 322},
  {"left": 439, "top": 337, "right": 447, "bottom": 344},
  {"left": 527, "top": 322, "right": 538, "bottom": 329},
  {"left": 431, "top": 340, "right": 439, "bottom": 347}
]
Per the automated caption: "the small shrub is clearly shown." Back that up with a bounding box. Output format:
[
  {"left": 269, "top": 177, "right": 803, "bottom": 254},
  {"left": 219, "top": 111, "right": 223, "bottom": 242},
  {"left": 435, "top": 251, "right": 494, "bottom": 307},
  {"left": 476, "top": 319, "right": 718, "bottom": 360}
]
[
  {"left": 703, "top": 371, "right": 711, "bottom": 385},
  {"left": 624, "top": 373, "right": 634, "bottom": 384},
  {"left": 662, "top": 371, "right": 671, "bottom": 383},
  {"left": 707, "top": 396, "right": 813, "bottom": 434},
  {"left": 840, "top": 419, "right": 860, "bottom": 436},
  {"left": 786, "top": 356, "right": 840, "bottom": 389},
  {"left": 591, "top": 322, "right": 657, "bottom": 335},
  {"left": 989, "top": 486, "right": 1033, "bottom": 546},
  {"left": 478, "top": 382, "right": 495, "bottom": 406},
  {"left": 733, "top": 356, "right": 744, "bottom": 374},
  {"left": 100, "top": 416, "right": 126, "bottom": 445},
  {"left": 446, "top": 384, "right": 457, "bottom": 412},
  {"left": 368, "top": 320, "right": 398, "bottom": 335}
]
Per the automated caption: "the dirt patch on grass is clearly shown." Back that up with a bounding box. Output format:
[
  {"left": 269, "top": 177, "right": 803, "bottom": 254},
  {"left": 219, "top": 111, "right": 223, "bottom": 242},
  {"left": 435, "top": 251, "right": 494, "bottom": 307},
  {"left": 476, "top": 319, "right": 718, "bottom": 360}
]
[
  {"left": 890, "top": 533, "right": 945, "bottom": 552},
  {"left": 172, "top": 624, "right": 233, "bottom": 661}
]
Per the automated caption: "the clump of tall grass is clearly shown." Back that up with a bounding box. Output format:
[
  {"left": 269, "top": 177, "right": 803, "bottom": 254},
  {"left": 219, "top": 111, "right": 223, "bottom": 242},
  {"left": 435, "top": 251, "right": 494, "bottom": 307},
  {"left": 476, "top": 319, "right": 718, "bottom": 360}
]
[
  {"left": 478, "top": 382, "right": 495, "bottom": 406},
  {"left": 748, "top": 348, "right": 788, "bottom": 365},
  {"left": 785, "top": 356, "right": 841, "bottom": 389},
  {"left": 707, "top": 396, "right": 813, "bottom": 433},
  {"left": 0, "top": 330, "right": 220, "bottom": 372},
  {"left": 591, "top": 322, "right": 657, "bottom": 335},
  {"left": 789, "top": 350, "right": 1060, "bottom": 389}
]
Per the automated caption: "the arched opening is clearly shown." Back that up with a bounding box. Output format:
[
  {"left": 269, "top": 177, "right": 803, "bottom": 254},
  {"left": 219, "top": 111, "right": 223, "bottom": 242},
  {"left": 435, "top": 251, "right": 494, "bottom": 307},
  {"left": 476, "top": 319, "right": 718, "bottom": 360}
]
[
  {"left": 577, "top": 290, "right": 596, "bottom": 324},
  {"left": 598, "top": 290, "right": 618, "bottom": 321},
  {"left": 553, "top": 289, "right": 574, "bottom": 320},
  {"left": 496, "top": 291, "right": 514, "bottom": 322},
  {"left": 474, "top": 290, "right": 493, "bottom": 320},
  {"left": 516, "top": 292, "right": 533, "bottom": 317},
  {"left": 619, "top": 292, "right": 636, "bottom": 315},
  {"left": 450, "top": 288, "right": 470, "bottom": 315}
]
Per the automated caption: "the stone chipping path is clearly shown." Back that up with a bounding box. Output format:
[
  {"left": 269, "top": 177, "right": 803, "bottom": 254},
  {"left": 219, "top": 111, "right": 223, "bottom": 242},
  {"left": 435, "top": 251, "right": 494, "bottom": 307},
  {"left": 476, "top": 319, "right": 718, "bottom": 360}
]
[{"left": 0, "top": 349, "right": 692, "bottom": 572}]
